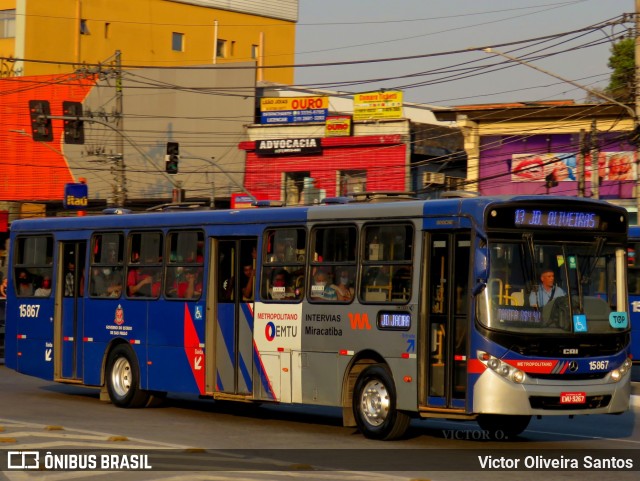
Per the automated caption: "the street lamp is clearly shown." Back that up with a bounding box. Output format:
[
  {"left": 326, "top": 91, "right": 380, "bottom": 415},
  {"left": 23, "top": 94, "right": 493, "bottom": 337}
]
[{"left": 183, "top": 155, "right": 257, "bottom": 208}]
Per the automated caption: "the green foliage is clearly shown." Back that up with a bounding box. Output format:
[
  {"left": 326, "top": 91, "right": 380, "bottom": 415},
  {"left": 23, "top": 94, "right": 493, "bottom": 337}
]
[{"left": 606, "top": 37, "right": 635, "bottom": 102}]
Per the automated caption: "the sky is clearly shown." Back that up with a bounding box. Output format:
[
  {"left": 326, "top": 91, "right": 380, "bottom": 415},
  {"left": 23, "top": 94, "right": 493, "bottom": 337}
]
[{"left": 294, "top": 0, "right": 633, "bottom": 107}]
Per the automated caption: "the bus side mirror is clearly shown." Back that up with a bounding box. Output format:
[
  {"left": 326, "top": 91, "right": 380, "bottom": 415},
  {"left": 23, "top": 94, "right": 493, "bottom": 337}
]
[
  {"left": 475, "top": 242, "right": 487, "bottom": 280},
  {"left": 472, "top": 281, "right": 486, "bottom": 296}
]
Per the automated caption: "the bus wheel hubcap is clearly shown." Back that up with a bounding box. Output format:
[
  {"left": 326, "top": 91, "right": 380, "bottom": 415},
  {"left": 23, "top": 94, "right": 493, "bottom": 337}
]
[
  {"left": 111, "top": 357, "right": 132, "bottom": 397},
  {"left": 360, "top": 380, "right": 389, "bottom": 426}
]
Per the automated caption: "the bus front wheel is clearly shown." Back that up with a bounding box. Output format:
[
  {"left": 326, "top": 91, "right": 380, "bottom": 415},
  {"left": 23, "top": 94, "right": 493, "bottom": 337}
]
[
  {"left": 476, "top": 414, "right": 531, "bottom": 439},
  {"left": 353, "top": 364, "right": 410, "bottom": 440},
  {"left": 106, "top": 344, "right": 150, "bottom": 408}
]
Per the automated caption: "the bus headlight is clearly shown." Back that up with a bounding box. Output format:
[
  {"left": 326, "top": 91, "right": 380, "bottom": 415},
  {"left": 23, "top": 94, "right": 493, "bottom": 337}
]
[
  {"left": 511, "top": 370, "right": 525, "bottom": 383},
  {"left": 478, "top": 351, "right": 525, "bottom": 383},
  {"left": 619, "top": 357, "right": 632, "bottom": 375},
  {"left": 611, "top": 358, "right": 632, "bottom": 382}
]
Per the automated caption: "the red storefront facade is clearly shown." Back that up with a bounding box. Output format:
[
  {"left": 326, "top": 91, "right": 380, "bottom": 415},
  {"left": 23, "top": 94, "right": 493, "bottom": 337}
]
[{"left": 239, "top": 134, "right": 408, "bottom": 203}]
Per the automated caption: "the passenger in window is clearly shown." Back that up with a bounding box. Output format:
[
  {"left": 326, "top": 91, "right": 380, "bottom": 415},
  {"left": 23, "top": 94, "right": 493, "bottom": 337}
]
[
  {"left": 310, "top": 270, "right": 337, "bottom": 301},
  {"left": 128, "top": 266, "right": 161, "bottom": 297},
  {"left": 270, "top": 269, "right": 295, "bottom": 300},
  {"left": 91, "top": 267, "right": 108, "bottom": 296},
  {"left": 241, "top": 246, "right": 257, "bottom": 301},
  {"left": 64, "top": 261, "right": 76, "bottom": 296},
  {"left": 0, "top": 277, "right": 7, "bottom": 298},
  {"left": 34, "top": 277, "right": 52, "bottom": 297},
  {"left": 334, "top": 269, "right": 354, "bottom": 301},
  {"left": 105, "top": 269, "right": 123, "bottom": 297},
  {"left": 17, "top": 270, "right": 33, "bottom": 296},
  {"left": 241, "top": 262, "right": 255, "bottom": 301},
  {"left": 173, "top": 267, "right": 202, "bottom": 299}
]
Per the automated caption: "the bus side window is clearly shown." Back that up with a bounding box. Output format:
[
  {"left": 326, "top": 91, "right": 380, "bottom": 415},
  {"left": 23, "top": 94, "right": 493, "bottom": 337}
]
[
  {"left": 13, "top": 236, "right": 54, "bottom": 298},
  {"left": 360, "top": 224, "right": 413, "bottom": 304},
  {"left": 309, "top": 225, "right": 357, "bottom": 303},
  {"left": 126, "top": 232, "right": 163, "bottom": 299},
  {"left": 90, "top": 232, "right": 124, "bottom": 299},
  {"left": 261, "top": 228, "right": 305, "bottom": 302},
  {"left": 165, "top": 231, "right": 204, "bottom": 300}
]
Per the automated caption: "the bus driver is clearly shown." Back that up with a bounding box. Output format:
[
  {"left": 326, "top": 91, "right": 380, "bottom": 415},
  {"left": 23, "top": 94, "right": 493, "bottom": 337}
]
[{"left": 529, "top": 268, "right": 565, "bottom": 308}]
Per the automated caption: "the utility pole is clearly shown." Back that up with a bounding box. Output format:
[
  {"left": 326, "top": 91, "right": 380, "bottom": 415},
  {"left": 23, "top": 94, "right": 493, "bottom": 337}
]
[
  {"left": 114, "top": 50, "right": 127, "bottom": 207},
  {"left": 590, "top": 121, "right": 599, "bottom": 199},
  {"left": 577, "top": 129, "right": 586, "bottom": 197}
]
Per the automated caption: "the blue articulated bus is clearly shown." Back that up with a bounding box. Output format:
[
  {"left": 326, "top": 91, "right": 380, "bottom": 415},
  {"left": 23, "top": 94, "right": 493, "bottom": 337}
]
[
  {"left": 626, "top": 226, "right": 640, "bottom": 364},
  {"left": 4, "top": 194, "right": 632, "bottom": 440}
]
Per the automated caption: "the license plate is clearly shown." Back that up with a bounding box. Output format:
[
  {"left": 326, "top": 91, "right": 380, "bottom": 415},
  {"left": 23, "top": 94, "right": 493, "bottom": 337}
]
[{"left": 560, "top": 392, "right": 586, "bottom": 404}]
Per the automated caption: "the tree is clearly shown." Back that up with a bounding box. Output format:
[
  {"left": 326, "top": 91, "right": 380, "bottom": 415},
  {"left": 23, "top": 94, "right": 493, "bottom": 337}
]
[{"left": 606, "top": 37, "right": 635, "bottom": 103}]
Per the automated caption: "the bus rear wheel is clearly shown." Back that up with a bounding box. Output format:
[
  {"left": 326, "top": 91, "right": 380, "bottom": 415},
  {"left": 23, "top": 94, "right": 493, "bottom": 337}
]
[
  {"left": 106, "top": 344, "right": 150, "bottom": 408},
  {"left": 476, "top": 414, "right": 531, "bottom": 439},
  {"left": 353, "top": 364, "right": 410, "bottom": 440}
]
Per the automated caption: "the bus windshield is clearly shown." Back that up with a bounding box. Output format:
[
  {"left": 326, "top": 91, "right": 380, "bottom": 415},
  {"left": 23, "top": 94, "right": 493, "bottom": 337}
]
[{"left": 479, "top": 239, "right": 628, "bottom": 334}]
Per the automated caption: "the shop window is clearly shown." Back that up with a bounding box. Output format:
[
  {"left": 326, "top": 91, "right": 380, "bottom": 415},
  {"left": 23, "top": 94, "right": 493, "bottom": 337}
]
[
  {"left": 283, "top": 172, "right": 309, "bottom": 206},
  {"left": 339, "top": 170, "right": 366, "bottom": 196}
]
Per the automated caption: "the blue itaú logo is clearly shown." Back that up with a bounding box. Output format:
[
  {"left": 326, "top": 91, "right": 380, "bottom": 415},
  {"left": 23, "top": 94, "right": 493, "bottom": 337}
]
[{"left": 63, "top": 183, "right": 88, "bottom": 209}]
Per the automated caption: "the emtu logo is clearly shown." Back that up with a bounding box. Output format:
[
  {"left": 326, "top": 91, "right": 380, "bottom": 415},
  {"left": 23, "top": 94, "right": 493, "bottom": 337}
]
[{"left": 348, "top": 313, "right": 371, "bottom": 330}]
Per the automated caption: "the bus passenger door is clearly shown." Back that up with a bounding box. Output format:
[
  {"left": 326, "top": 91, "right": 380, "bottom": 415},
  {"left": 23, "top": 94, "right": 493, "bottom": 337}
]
[
  {"left": 211, "top": 238, "right": 257, "bottom": 395},
  {"left": 56, "top": 241, "right": 86, "bottom": 381},
  {"left": 424, "top": 232, "right": 470, "bottom": 409}
]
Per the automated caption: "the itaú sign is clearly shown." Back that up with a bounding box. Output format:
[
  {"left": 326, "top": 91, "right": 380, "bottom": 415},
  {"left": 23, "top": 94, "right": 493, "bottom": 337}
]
[
  {"left": 63, "top": 182, "right": 89, "bottom": 209},
  {"left": 256, "top": 138, "right": 322, "bottom": 156}
]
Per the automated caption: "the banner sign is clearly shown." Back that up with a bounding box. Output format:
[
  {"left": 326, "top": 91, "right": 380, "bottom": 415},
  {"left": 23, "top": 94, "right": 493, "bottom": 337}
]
[
  {"left": 511, "top": 152, "right": 636, "bottom": 182},
  {"left": 256, "top": 138, "right": 322, "bottom": 156},
  {"left": 325, "top": 115, "right": 353, "bottom": 137},
  {"left": 353, "top": 90, "right": 403, "bottom": 121},
  {"left": 231, "top": 193, "right": 255, "bottom": 209},
  {"left": 260, "top": 96, "right": 328, "bottom": 124},
  {"left": 63, "top": 183, "right": 89, "bottom": 209}
]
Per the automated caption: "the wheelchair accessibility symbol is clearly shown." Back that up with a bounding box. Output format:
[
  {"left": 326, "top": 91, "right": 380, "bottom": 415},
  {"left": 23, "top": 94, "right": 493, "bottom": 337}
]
[
  {"left": 194, "top": 305, "right": 203, "bottom": 320},
  {"left": 573, "top": 314, "right": 587, "bottom": 332}
]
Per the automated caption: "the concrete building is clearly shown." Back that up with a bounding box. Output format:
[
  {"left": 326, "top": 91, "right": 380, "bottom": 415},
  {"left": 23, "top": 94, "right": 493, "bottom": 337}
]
[
  {"left": 433, "top": 100, "right": 637, "bottom": 220},
  {"left": 0, "top": 0, "right": 297, "bottom": 84},
  {"left": 240, "top": 85, "right": 464, "bottom": 203}
]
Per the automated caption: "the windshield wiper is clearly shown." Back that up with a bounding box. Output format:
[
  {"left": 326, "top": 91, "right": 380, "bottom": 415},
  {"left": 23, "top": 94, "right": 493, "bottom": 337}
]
[
  {"left": 522, "top": 233, "right": 537, "bottom": 301},
  {"left": 575, "top": 236, "right": 606, "bottom": 313},
  {"left": 581, "top": 236, "right": 606, "bottom": 285}
]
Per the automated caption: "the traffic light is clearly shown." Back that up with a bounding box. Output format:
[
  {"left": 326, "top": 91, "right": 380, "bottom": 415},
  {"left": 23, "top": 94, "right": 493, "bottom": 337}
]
[
  {"left": 165, "top": 141, "right": 179, "bottom": 174},
  {"left": 28, "top": 100, "right": 53, "bottom": 142},
  {"left": 63, "top": 101, "right": 85, "bottom": 144}
]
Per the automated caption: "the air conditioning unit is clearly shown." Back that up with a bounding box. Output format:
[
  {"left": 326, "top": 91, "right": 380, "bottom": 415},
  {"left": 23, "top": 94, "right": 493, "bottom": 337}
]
[
  {"left": 423, "top": 172, "right": 445, "bottom": 185},
  {"left": 445, "top": 176, "right": 466, "bottom": 189}
]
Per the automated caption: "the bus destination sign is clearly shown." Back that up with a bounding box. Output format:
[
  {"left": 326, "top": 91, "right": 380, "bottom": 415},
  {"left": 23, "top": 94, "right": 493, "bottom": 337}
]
[
  {"left": 513, "top": 209, "right": 599, "bottom": 230},
  {"left": 377, "top": 312, "right": 411, "bottom": 330}
]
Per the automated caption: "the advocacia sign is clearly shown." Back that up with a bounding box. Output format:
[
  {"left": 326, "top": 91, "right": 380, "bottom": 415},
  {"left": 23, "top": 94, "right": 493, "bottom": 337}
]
[{"left": 256, "top": 138, "right": 322, "bottom": 156}]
